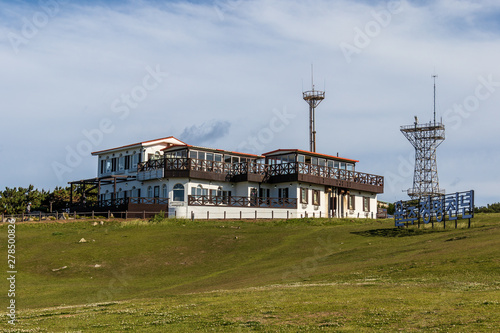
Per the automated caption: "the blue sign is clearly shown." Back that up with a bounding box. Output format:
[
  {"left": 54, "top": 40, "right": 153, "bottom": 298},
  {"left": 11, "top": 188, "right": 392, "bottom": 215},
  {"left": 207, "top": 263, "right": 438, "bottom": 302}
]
[{"left": 395, "top": 190, "right": 474, "bottom": 227}]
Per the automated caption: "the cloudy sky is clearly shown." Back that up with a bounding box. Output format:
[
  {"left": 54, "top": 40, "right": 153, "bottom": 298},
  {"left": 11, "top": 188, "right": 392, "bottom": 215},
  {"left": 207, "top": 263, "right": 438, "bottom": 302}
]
[{"left": 1, "top": 0, "right": 499, "bottom": 206}]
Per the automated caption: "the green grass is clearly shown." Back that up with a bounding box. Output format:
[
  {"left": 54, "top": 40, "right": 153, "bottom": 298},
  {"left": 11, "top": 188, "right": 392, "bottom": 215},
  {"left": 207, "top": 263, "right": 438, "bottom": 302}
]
[{"left": 1, "top": 214, "right": 499, "bottom": 332}]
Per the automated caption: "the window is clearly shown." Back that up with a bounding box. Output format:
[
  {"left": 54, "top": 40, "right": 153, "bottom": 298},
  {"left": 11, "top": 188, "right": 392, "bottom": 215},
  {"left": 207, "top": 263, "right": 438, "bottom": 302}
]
[
  {"left": 173, "top": 184, "right": 185, "bottom": 202},
  {"left": 348, "top": 195, "right": 355, "bottom": 210},
  {"left": 162, "top": 184, "right": 168, "bottom": 198},
  {"left": 206, "top": 153, "right": 214, "bottom": 161},
  {"left": 334, "top": 161, "right": 340, "bottom": 169},
  {"left": 319, "top": 158, "right": 326, "bottom": 167},
  {"left": 327, "top": 160, "right": 334, "bottom": 168},
  {"left": 215, "top": 154, "right": 222, "bottom": 162},
  {"left": 312, "top": 190, "right": 320, "bottom": 206},
  {"left": 111, "top": 158, "right": 117, "bottom": 172},
  {"left": 363, "top": 197, "right": 370, "bottom": 212},
  {"left": 105, "top": 159, "right": 112, "bottom": 173},
  {"left": 300, "top": 188, "right": 308, "bottom": 204},
  {"left": 147, "top": 186, "right": 153, "bottom": 198},
  {"left": 298, "top": 155, "right": 305, "bottom": 163},
  {"left": 340, "top": 162, "right": 346, "bottom": 170},
  {"left": 346, "top": 163, "right": 354, "bottom": 171},
  {"left": 311, "top": 157, "right": 318, "bottom": 165},
  {"left": 278, "top": 188, "right": 289, "bottom": 199},
  {"left": 231, "top": 156, "right": 239, "bottom": 164},
  {"left": 125, "top": 155, "right": 131, "bottom": 170},
  {"left": 154, "top": 186, "right": 160, "bottom": 198},
  {"left": 119, "top": 156, "right": 125, "bottom": 171},
  {"left": 259, "top": 188, "right": 270, "bottom": 198},
  {"left": 189, "top": 150, "right": 197, "bottom": 159},
  {"left": 131, "top": 154, "right": 139, "bottom": 170}
]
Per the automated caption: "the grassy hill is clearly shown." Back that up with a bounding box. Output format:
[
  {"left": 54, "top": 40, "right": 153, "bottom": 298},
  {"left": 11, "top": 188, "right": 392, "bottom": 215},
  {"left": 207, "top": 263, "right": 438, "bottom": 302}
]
[{"left": 1, "top": 214, "right": 499, "bottom": 332}]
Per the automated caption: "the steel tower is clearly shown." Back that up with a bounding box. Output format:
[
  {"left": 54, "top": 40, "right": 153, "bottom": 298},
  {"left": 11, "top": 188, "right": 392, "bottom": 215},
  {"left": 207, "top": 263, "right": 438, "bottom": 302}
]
[
  {"left": 401, "top": 75, "right": 445, "bottom": 199},
  {"left": 303, "top": 68, "right": 325, "bottom": 152}
]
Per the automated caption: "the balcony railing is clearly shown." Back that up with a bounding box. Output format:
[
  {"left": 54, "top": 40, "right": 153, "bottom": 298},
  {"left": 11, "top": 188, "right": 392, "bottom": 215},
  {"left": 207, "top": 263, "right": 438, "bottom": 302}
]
[
  {"left": 138, "top": 158, "right": 383, "bottom": 189},
  {"left": 188, "top": 195, "right": 297, "bottom": 208}
]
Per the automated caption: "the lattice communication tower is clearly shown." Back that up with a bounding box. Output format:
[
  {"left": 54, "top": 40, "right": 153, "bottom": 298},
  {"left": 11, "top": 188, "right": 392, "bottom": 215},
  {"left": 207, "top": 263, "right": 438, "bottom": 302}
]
[
  {"left": 401, "top": 75, "right": 445, "bottom": 199},
  {"left": 303, "top": 68, "right": 325, "bottom": 152}
]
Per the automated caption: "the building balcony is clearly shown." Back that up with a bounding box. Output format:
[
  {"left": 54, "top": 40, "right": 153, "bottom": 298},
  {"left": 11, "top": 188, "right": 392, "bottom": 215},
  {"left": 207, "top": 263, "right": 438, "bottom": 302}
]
[
  {"left": 138, "top": 158, "right": 384, "bottom": 193},
  {"left": 188, "top": 195, "right": 297, "bottom": 208}
]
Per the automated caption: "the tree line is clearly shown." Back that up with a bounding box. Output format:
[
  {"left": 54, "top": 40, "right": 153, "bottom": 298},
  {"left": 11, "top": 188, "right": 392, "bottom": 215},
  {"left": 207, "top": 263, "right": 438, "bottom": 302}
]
[{"left": 0, "top": 185, "right": 96, "bottom": 214}]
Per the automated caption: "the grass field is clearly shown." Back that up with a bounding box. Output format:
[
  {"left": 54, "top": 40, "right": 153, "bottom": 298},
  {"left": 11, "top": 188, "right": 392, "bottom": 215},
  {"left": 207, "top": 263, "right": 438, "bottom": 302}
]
[{"left": 1, "top": 214, "right": 499, "bottom": 332}]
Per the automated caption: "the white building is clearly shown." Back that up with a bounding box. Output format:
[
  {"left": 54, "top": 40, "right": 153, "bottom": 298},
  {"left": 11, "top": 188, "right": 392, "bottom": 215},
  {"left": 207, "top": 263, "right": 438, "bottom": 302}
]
[{"left": 70, "top": 137, "right": 384, "bottom": 219}]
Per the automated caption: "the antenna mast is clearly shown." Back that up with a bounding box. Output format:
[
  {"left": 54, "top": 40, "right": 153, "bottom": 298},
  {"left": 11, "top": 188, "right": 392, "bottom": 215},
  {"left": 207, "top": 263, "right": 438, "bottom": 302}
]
[
  {"left": 303, "top": 65, "right": 325, "bottom": 152},
  {"left": 432, "top": 74, "right": 438, "bottom": 125}
]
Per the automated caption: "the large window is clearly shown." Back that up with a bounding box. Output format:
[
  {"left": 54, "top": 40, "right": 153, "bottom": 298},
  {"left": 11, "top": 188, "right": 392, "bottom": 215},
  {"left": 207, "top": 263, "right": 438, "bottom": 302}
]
[
  {"left": 131, "top": 154, "right": 139, "bottom": 170},
  {"left": 147, "top": 186, "right": 153, "bottom": 198},
  {"left": 173, "top": 184, "right": 185, "bottom": 202},
  {"left": 162, "top": 184, "right": 168, "bottom": 198}
]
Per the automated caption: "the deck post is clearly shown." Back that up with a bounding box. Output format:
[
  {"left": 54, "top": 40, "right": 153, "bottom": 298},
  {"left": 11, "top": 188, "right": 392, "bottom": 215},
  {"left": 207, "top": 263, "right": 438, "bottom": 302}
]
[
  {"left": 143, "top": 211, "right": 146, "bottom": 220},
  {"left": 125, "top": 211, "right": 128, "bottom": 220},
  {"left": 240, "top": 211, "right": 242, "bottom": 220},
  {"left": 287, "top": 211, "right": 289, "bottom": 220},
  {"left": 207, "top": 211, "right": 209, "bottom": 220},
  {"left": 39, "top": 211, "right": 42, "bottom": 221},
  {"left": 255, "top": 210, "right": 257, "bottom": 220},
  {"left": 272, "top": 211, "right": 274, "bottom": 219},
  {"left": 92, "top": 211, "right": 95, "bottom": 219},
  {"left": 108, "top": 210, "right": 111, "bottom": 219},
  {"left": 224, "top": 211, "right": 226, "bottom": 220},
  {"left": 74, "top": 211, "right": 76, "bottom": 219}
]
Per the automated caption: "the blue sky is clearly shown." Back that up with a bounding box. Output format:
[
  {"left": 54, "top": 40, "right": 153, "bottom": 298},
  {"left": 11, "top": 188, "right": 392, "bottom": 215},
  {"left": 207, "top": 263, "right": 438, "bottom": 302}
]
[{"left": 1, "top": 0, "right": 500, "bottom": 206}]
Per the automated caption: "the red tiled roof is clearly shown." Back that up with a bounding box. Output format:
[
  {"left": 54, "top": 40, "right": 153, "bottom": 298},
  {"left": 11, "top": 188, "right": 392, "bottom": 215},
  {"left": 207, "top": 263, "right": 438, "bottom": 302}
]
[
  {"left": 162, "top": 144, "right": 264, "bottom": 158},
  {"left": 262, "top": 149, "right": 359, "bottom": 163}
]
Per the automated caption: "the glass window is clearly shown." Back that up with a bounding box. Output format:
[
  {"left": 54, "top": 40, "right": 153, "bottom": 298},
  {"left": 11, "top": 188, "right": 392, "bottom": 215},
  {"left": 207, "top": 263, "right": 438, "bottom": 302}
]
[
  {"left": 334, "top": 161, "right": 340, "bottom": 169},
  {"left": 348, "top": 195, "right": 355, "bottom": 210},
  {"left": 224, "top": 155, "right": 231, "bottom": 163},
  {"left": 313, "top": 190, "right": 320, "bottom": 205},
  {"left": 105, "top": 160, "right": 112, "bottom": 173},
  {"left": 191, "top": 187, "right": 196, "bottom": 195},
  {"left": 231, "top": 156, "right": 239, "bottom": 163},
  {"left": 363, "top": 197, "right": 370, "bottom": 212},
  {"left": 311, "top": 157, "right": 318, "bottom": 165},
  {"left": 215, "top": 154, "right": 222, "bottom": 162},
  {"left": 300, "top": 188, "right": 308, "bottom": 204},
  {"left": 162, "top": 184, "right": 168, "bottom": 198},
  {"left": 119, "top": 157, "right": 125, "bottom": 171},
  {"left": 147, "top": 186, "right": 153, "bottom": 198},
  {"left": 173, "top": 184, "right": 185, "bottom": 202},
  {"left": 340, "top": 162, "right": 346, "bottom": 170},
  {"left": 154, "top": 186, "right": 160, "bottom": 198},
  {"left": 196, "top": 185, "right": 203, "bottom": 196},
  {"left": 319, "top": 158, "right": 326, "bottom": 166},
  {"left": 131, "top": 154, "right": 139, "bottom": 170},
  {"left": 198, "top": 152, "right": 206, "bottom": 160},
  {"left": 206, "top": 153, "right": 214, "bottom": 161},
  {"left": 327, "top": 160, "right": 334, "bottom": 168},
  {"left": 346, "top": 163, "right": 354, "bottom": 171},
  {"left": 298, "top": 155, "right": 305, "bottom": 163},
  {"left": 189, "top": 150, "right": 197, "bottom": 159}
]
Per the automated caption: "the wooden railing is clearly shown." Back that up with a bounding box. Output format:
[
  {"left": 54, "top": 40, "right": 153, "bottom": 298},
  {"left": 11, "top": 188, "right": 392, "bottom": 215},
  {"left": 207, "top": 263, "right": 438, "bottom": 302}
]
[
  {"left": 188, "top": 195, "right": 297, "bottom": 208},
  {"left": 139, "top": 158, "right": 383, "bottom": 189}
]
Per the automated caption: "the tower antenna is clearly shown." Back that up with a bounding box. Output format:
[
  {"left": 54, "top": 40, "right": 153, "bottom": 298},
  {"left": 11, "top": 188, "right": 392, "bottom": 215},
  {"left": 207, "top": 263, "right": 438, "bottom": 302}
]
[
  {"left": 400, "top": 76, "right": 445, "bottom": 199},
  {"left": 303, "top": 65, "right": 325, "bottom": 152},
  {"left": 432, "top": 73, "right": 438, "bottom": 125}
]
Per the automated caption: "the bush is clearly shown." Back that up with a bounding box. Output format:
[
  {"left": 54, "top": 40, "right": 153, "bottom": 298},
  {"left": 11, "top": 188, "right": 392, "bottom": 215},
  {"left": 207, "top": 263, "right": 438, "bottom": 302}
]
[{"left": 149, "top": 211, "right": 167, "bottom": 223}]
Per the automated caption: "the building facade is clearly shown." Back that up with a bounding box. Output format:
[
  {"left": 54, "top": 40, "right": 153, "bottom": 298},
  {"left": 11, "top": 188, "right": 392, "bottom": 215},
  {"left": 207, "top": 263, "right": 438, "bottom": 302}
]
[{"left": 71, "top": 136, "right": 384, "bottom": 219}]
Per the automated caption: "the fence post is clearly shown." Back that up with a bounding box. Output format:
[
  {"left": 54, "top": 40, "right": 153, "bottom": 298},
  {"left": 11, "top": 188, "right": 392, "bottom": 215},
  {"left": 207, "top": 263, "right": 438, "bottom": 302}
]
[
  {"left": 240, "top": 211, "right": 242, "bottom": 220},
  {"left": 56, "top": 211, "right": 58, "bottom": 220},
  {"left": 207, "top": 211, "right": 209, "bottom": 220},
  {"left": 125, "top": 211, "right": 128, "bottom": 220},
  {"left": 108, "top": 210, "right": 111, "bottom": 219},
  {"left": 1, "top": 213, "right": 3, "bottom": 223},
  {"left": 287, "top": 211, "right": 289, "bottom": 220},
  {"left": 74, "top": 211, "right": 77, "bottom": 220},
  {"left": 468, "top": 218, "right": 471, "bottom": 228},
  {"left": 319, "top": 211, "right": 321, "bottom": 218},
  {"left": 313, "top": 212, "right": 315, "bottom": 218},
  {"left": 455, "top": 220, "right": 457, "bottom": 229},
  {"left": 174, "top": 210, "right": 177, "bottom": 218},
  {"left": 92, "top": 211, "right": 95, "bottom": 219},
  {"left": 272, "top": 211, "right": 274, "bottom": 219},
  {"left": 143, "top": 211, "right": 146, "bottom": 220},
  {"left": 22, "top": 212, "right": 24, "bottom": 221},
  {"left": 255, "top": 210, "right": 257, "bottom": 220},
  {"left": 39, "top": 211, "right": 42, "bottom": 221},
  {"left": 224, "top": 211, "right": 226, "bottom": 220}
]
